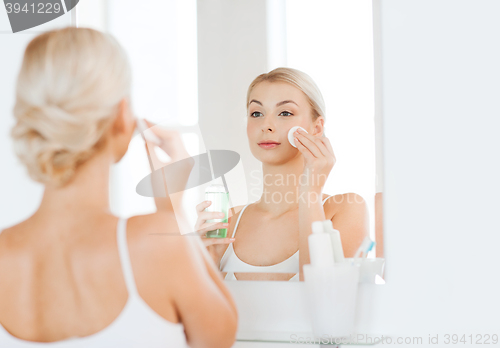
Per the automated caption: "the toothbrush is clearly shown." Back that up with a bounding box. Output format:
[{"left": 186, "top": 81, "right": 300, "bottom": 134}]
[
  {"left": 136, "top": 118, "right": 162, "bottom": 146},
  {"left": 362, "top": 240, "right": 376, "bottom": 258},
  {"left": 353, "top": 237, "right": 376, "bottom": 261}
]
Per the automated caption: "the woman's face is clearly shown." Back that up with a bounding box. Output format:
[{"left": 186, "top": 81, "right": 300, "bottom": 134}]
[{"left": 247, "top": 81, "right": 322, "bottom": 164}]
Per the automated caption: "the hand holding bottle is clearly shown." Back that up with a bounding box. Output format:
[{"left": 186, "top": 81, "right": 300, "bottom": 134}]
[{"left": 195, "top": 200, "right": 235, "bottom": 247}]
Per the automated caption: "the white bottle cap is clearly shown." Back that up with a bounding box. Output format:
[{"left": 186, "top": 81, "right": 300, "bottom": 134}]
[
  {"left": 288, "top": 126, "right": 308, "bottom": 148},
  {"left": 323, "top": 220, "right": 341, "bottom": 235},
  {"left": 311, "top": 221, "right": 324, "bottom": 234},
  {"left": 322, "top": 220, "right": 334, "bottom": 230}
]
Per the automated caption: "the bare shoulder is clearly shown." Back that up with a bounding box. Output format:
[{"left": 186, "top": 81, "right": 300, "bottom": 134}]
[
  {"left": 126, "top": 212, "right": 205, "bottom": 293},
  {"left": 127, "top": 212, "right": 195, "bottom": 266},
  {"left": 228, "top": 205, "right": 246, "bottom": 225},
  {"left": 0, "top": 218, "right": 39, "bottom": 254},
  {"left": 324, "top": 193, "right": 367, "bottom": 214},
  {"left": 228, "top": 205, "right": 246, "bottom": 220},
  {"left": 324, "top": 193, "right": 369, "bottom": 257},
  {"left": 325, "top": 192, "right": 369, "bottom": 224},
  {"left": 126, "top": 212, "right": 211, "bottom": 296},
  {"left": 0, "top": 219, "right": 29, "bottom": 240}
]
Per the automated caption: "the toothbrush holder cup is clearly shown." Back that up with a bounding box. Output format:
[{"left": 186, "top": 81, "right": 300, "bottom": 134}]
[{"left": 303, "top": 263, "right": 361, "bottom": 338}]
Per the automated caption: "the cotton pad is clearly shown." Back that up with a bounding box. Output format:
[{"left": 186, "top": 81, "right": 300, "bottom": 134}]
[
  {"left": 136, "top": 118, "right": 162, "bottom": 145},
  {"left": 288, "top": 126, "right": 308, "bottom": 148}
]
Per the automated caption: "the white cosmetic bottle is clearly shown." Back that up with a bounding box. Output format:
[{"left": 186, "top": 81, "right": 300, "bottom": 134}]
[
  {"left": 309, "top": 221, "right": 335, "bottom": 267},
  {"left": 322, "top": 220, "right": 345, "bottom": 263}
]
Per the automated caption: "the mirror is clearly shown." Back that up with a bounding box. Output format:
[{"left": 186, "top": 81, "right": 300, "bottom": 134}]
[
  {"left": 76, "top": 0, "right": 384, "bottom": 282},
  {"left": 195, "top": 0, "right": 384, "bottom": 281},
  {"left": 72, "top": 0, "right": 386, "bottom": 341}
]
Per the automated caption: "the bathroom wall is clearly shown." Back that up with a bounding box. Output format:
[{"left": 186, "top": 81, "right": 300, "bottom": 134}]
[
  {"left": 372, "top": 0, "right": 500, "bottom": 338},
  {"left": 196, "top": 0, "right": 269, "bottom": 206}
]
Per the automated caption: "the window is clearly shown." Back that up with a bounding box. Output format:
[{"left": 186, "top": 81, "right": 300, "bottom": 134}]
[
  {"left": 284, "top": 0, "right": 376, "bottom": 240},
  {"left": 78, "top": 0, "right": 199, "bottom": 222}
]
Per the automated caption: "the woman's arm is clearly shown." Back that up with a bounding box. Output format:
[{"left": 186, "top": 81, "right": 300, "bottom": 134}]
[
  {"left": 298, "top": 192, "right": 369, "bottom": 281},
  {"left": 194, "top": 235, "right": 238, "bottom": 319},
  {"left": 154, "top": 212, "right": 238, "bottom": 348},
  {"left": 141, "top": 121, "right": 194, "bottom": 214},
  {"left": 330, "top": 193, "right": 369, "bottom": 258},
  {"left": 293, "top": 128, "right": 336, "bottom": 281}
]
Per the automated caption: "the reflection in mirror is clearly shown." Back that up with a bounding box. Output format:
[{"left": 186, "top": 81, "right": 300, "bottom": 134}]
[{"left": 196, "top": 0, "right": 384, "bottom": 282}]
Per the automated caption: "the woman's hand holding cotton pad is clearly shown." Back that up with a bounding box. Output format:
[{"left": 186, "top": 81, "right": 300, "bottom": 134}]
[
  {"left": 136, "top": 118, "right": 162, "bottom": 146},
  {"left": 288, "top": 126, "right": 308, "bottom": 148}
]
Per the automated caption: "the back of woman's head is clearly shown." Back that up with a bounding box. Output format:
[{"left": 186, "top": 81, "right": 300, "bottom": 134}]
[
  {"left": 246, "top": 67, "right": 326, "bottom": 121},
  {"left": 11, "top": 27, "right": 131, "bottom": 187}
]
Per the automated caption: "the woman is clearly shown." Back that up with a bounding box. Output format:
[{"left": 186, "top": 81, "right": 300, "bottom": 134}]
[
  {"left": 0, "top": 27, "right": 237, "bottom": 347},
  {"left": 195, "top": 68, "right": 369, "bottom": 281}
]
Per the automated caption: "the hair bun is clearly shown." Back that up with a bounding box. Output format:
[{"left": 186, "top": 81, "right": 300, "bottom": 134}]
[
  {"left": 11, "top": 27, "right": 131, "bottom": 187},
  {"left": 11, "top": 105, "right": 93, "bottom": 187}
]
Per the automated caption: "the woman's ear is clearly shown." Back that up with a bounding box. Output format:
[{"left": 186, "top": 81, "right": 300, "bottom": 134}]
[
  {"left": 112, "top": 98, "right": 129, "bottom": 135},
  {"left": 313, "top": 116, "right": 325, "bottom": 136},
  {"left": 110, "top": 97, "right": 135, "bottom": 162}
]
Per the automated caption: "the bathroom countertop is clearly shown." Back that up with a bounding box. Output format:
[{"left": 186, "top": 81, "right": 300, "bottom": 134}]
[
  {"left": 236, "top": 330, "right": 379, "bottom": 345},
  {"left": 226, "top": 280, "right": 385, "bottom": 346}
]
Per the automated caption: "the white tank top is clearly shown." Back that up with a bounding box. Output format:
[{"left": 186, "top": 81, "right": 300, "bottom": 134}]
[
  {"left": 0, "top": 218, "right": 188, "bottom": 348},
  {"left": 220, "top": 195, "right": 334, "bottom": 281}
]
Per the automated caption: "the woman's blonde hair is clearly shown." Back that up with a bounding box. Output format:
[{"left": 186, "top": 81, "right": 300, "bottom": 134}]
[
  {"left": 11, "top": 27, "right": 131, "bottom": 187},
  {"left": 246, "top": 67, "right": 326, "bottom": 120}
]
